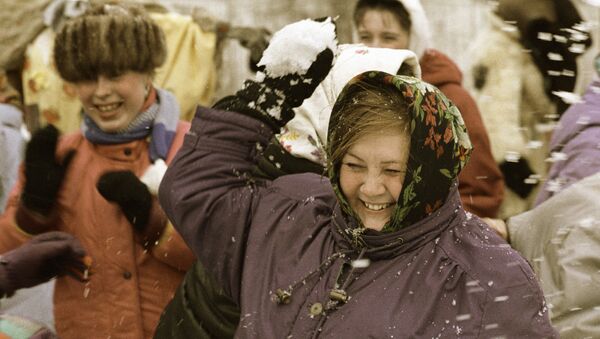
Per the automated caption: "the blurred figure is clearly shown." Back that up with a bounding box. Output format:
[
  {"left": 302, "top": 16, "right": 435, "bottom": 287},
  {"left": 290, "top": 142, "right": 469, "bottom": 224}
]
[
  {"left": 466, "top": 0, "right": 592, "bottom": 219},
  {"left": 483, "top": 55, "right": 600, "bottom": 338},
  {"left": 0, "top": 70, "right": 26, "bottom": 213},
  {"left": 0, "top": 231, "right": 88, "bottom": 339},
  {"left": 20, "top": 0, "right": 218, "bottom": 132},
  {"left": 353, "top": 0, "right": 505, "bottom": 219},
  {"left": 534, "top": 53, "right": 600, "bottom": 205},
  {"left": 506, "top": 171, "right": 600, "bottom": 338},
  {"left": 0, "top": 0, "right": 270, "bottom": 133},
  {"left": 0, "top": 3, "right": 194, "bottom": 338}
]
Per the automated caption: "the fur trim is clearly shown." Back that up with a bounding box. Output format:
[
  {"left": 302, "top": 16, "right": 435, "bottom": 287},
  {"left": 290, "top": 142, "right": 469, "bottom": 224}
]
[{"left": 54, "top": 2, "right": 166, "bottom": 82}]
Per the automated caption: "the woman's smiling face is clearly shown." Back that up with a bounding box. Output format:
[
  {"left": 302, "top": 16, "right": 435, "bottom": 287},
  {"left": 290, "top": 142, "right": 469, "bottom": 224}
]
[
  {"left": 339, "top": 128, "right": 410, "bottom": 231},
  {"left": 74, "top": 71, "right": 150, "bottom": 133},
  {"left": 357, "top": 9, "right": 410, "bottom": 50}
]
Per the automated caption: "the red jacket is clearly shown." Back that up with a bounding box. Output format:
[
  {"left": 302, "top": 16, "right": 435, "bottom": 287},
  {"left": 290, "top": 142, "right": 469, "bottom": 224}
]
[
  {"left": 421, "top": 49, "right": 504, "bottom": 218},
  {"left": 0, "top": 121, "right": 194, "bottom": 339}
]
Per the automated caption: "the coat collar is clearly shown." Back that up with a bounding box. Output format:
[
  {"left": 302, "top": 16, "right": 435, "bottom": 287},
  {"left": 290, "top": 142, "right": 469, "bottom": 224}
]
[{"left": 330, "top": 183, "right": 463, "bottom": 260}]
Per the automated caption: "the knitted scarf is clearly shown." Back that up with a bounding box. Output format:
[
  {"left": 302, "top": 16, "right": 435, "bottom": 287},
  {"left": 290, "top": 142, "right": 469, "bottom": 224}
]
[{"left": 82, "top": 87, "right": 179, "bottom": 162}]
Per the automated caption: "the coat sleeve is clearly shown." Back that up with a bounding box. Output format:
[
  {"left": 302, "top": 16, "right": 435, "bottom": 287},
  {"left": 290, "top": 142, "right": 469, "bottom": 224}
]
[
  {"left": 0, "top": 134, "right": 83, "bottom": 253},
  {"left": 443, "top": 84, "right": 504, "bottom": 218},
  {"left": 478, "top": 276, "right": 558, "bottom": 338},
  {"left": 536, "top": 126, "right": 600, "bottom": 204},
  {"left": 0, "top": 169, "right": 52, "bottom": 254},
  {"left": 151, "top": 221, "right": 195, "bottom": 271},
  {"left": 148, "top": 121, "right": 195, "bottom": 271},
  {"left": 158, "top": 106, "right": 273, "bottom": 303},
  {"left": 509, "top": 173, "right": 600, "bottom": 338}
]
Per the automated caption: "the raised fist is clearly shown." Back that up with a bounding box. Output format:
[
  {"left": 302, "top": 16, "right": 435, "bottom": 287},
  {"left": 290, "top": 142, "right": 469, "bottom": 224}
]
[{"left": 215, "top": 17, "right": 338, "bottom": 130}]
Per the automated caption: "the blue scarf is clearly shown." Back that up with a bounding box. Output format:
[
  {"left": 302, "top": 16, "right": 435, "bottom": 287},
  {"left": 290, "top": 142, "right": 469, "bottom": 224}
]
[{"left": 82, "top": 88, "right": 180, "bottom": 161}]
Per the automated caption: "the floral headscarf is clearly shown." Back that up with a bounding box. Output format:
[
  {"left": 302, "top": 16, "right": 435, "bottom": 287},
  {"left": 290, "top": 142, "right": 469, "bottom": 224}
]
[{"left": 328, "top": 71, "right": 472, "bottom": 232}]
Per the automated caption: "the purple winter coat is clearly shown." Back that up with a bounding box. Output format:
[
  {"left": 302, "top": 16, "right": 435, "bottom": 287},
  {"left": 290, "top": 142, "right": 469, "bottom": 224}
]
[
  {"left": 160, "top": 107, "right": 556, "bottom": 338},
  {"left": 535, "top": 80, "right": 600, "bottom": 205}
]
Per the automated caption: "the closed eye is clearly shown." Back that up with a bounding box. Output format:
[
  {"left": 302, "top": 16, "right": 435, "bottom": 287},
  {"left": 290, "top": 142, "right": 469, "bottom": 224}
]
[
  {"left": 384, "top": 169, "right": 405, "bottom": 176},
  {"left": 358, "top": 34, "right": 372, "bottom": 42},
  {"left": 343, "top": 162, "right": 365, "bottom": 171}
]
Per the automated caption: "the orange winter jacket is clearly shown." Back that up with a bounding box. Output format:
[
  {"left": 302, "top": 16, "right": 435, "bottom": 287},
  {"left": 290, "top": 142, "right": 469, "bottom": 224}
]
[{"left": 0, "top": 121, "right": 194, "bottom": 339}]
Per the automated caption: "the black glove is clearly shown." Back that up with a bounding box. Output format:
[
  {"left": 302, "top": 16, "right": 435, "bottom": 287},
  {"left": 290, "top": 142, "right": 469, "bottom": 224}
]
[
  {"left": 214, "top": 17, "right": 337, "bottom": 130},
  {"left": 499, "top": 158, "right": 537, "bottom": 198},
  {"left": 521, "top": 18, "right": 586, "bottom": 116},
  {"left": 21, "top": 125, "right": 75, "bottom": 216},
  {"left": 0, "top": 231, "right": 88, "bottom": 297},
  {"left": 97, "top": 171, "right": 152, "bottom": 233}
]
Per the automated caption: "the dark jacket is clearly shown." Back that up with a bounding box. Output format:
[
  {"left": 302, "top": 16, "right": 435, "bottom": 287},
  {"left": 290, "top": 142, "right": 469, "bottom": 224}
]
[
  {"left": 534, "top": 80, "right": 600, "bottom": 205},
  {"left": 421, "top": 49, "right": 504, "bottom": 218},
  {"left": 159, "top": 100, "right": 556, "bottom": 337}
]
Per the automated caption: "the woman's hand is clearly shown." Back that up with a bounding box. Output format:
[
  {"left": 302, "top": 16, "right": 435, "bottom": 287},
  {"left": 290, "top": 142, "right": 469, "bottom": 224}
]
[
  {"left": 482, "top": 217, "right": 509, "bottom": 241},
  {"left": 0, "top": 231, "right": 90, "bottom": 297},
  {"left": 97, "top": 171, "right": 166, "bottom": 248},
  {"left": 21, "top": 125, "right": 75, "bottom": 216},
  {"left": 214, "top": 17, "right": 338, "bottom": 130}
]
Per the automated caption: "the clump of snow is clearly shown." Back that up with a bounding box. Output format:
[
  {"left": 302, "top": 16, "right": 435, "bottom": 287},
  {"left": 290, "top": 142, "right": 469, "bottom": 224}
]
[
  {"left": 141, "top": 159, "right": 167, "bottom": 195},
  {"left": 503, "top": 151, "right": 521, "bottom": 163},
  {"left": 552, "top": 91, "right": 583, "bottom": 104},
  {"left": 545, "top": 152, "right": 567, "bottom": 163},
  {"left": 351, "top": 258, "right": 371, "bottom": 268},
  {"left": 257, "top": 17, "right": 337, "bottom": 78}
]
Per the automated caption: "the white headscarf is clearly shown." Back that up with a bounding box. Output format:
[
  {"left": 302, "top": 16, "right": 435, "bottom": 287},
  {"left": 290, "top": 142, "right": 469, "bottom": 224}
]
[{"left": 276, "top": 44, "right": 421, "bottom": 165}]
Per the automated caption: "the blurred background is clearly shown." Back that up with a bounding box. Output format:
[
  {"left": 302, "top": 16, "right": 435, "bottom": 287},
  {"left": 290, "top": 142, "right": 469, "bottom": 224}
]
[{"left": 165, "top": 0, "right": 600, "bottom": 101}]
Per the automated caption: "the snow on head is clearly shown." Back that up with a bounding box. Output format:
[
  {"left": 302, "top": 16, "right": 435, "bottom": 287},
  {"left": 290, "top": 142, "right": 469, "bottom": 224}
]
[{"left": 258, "top": 17, "right": 337, "bottom": 78}]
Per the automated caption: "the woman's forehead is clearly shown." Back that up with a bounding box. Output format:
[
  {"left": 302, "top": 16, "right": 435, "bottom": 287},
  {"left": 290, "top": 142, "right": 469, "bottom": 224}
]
[{"left": 359, "top": 8, "right": 408, "bottom": 33}]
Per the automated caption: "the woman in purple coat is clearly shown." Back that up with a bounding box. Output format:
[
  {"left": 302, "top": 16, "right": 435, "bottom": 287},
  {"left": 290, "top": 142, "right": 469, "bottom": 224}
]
[
  {"left": 159, "top": 18, "right": 556, "bottom": 338},
  {"left": 534, "top": 54, "right": 600, "bottom": 205}
]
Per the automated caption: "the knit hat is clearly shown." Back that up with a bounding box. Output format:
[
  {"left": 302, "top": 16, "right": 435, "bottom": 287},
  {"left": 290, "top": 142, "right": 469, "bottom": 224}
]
[{"left": 53, "top": 1, "right": 166, "bottom": 82}]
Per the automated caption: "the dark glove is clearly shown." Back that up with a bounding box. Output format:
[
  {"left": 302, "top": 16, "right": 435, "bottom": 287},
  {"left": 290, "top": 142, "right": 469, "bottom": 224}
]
[
  {"left": 499, "top": 158, "right": 537, "bottom": 198},
  {"left": 21, "top": 125, "right": 75, "bottom": 216},
  {"left": 97, "top": 171, "right": 152, "bottom": 232},
  {"left": 522, "top": 19, "right": 582, "bottom": 116},
  {"left": 0, "top": 231, "right": 88, "bottom": 297},
  {"left": 214, "top": 17, "right": 337, "bottom": 130},
  {"left": 97, "top": 171, "right": 165, "bottom": 247}
]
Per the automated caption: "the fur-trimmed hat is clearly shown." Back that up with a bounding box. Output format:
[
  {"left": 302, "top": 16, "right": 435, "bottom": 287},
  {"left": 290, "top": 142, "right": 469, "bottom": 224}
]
[{"left": 53, "top": 1, "right": 167, "bottom": 82}]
